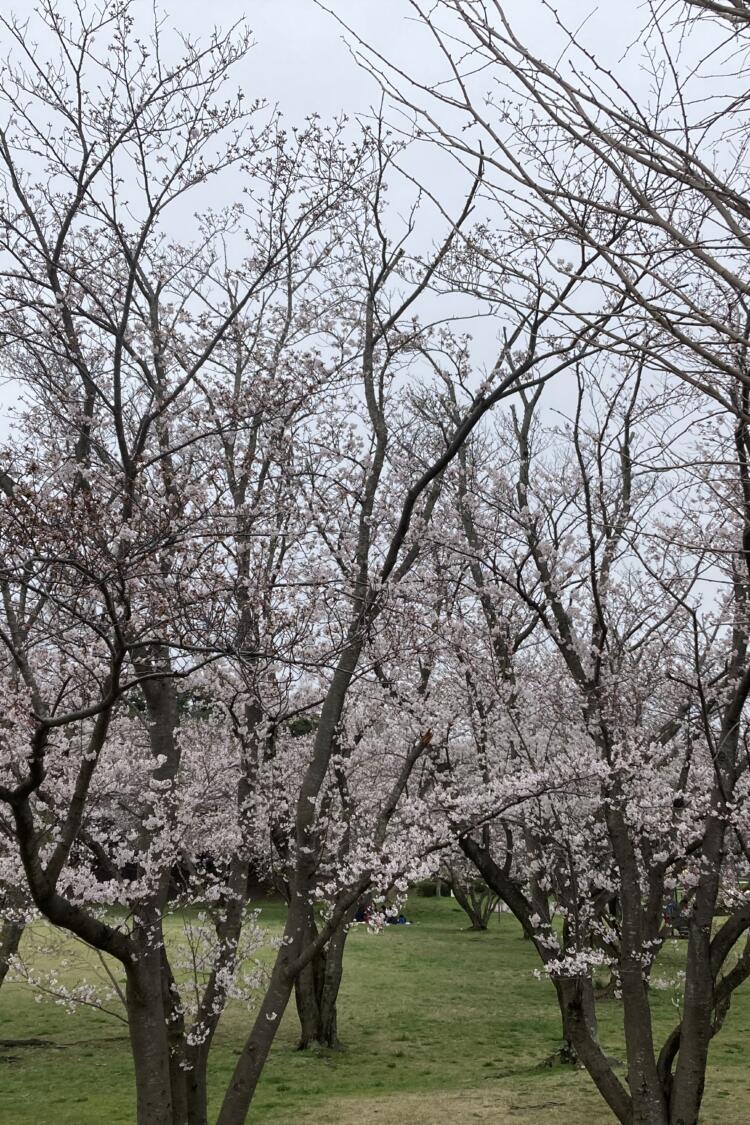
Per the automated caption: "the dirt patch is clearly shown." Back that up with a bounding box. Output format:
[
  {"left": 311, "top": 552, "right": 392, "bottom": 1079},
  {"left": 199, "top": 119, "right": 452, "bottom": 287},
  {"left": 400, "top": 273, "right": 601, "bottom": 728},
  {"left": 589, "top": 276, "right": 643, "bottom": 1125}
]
[{"left": 276, "top": 1087, "right": 610, "bottom": 1124}]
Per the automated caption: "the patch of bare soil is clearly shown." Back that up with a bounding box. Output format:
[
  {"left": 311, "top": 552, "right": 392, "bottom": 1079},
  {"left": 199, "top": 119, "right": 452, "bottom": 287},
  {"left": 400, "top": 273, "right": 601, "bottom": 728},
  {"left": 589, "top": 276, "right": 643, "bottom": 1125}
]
[{"left": 281, "top": 1087, "right": 611, "bottom": 1123}]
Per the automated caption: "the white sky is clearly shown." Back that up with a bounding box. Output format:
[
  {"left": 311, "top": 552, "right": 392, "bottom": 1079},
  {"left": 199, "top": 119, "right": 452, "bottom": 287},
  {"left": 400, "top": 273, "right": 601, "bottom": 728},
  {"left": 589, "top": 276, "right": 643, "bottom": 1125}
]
[
  {"left": 0, "top": 1, "right": 682, "bottom": 433},
  {"left": 148, "top": 0, "right": 651, "bottom": 120},
  {"left": 144, "top": 0, "right": 659, "bottom": 420}
]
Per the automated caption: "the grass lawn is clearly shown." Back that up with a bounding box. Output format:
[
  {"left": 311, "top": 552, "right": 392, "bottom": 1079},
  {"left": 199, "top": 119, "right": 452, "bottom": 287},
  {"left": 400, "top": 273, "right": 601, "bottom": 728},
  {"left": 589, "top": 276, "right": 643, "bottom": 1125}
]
[{"left": 0, "top": 896, "right": 749, "bottom": 1123}]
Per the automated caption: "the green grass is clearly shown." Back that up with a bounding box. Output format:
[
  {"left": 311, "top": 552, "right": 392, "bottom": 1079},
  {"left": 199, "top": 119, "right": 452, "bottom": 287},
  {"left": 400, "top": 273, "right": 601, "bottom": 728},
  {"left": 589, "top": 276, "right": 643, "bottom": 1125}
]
[{"left": 1, "top": 897, "right": 749, "bottom": 1123}]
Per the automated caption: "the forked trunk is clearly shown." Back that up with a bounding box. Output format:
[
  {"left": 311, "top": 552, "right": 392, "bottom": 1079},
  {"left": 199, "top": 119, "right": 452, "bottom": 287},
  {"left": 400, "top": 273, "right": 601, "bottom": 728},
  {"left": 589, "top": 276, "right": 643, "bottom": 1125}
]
[
  {"left": 449, "top": 878, "right": 492, "bottom": 931},
  {"left": 294, "top": 949, "right": 323, "bottom": 1049},
  {"left": 317, "top": 924, "right": 347, "bottom": 1047},
  {"left": 294, "top": 912, "right": 348, "bottom": 1049}
]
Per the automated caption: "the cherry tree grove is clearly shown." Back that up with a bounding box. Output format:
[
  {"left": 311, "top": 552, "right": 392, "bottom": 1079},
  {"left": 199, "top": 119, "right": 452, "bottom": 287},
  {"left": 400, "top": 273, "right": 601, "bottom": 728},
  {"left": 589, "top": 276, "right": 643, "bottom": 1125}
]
[{"left": 1, "top": 2, "right": 750, "bottom": 1124}]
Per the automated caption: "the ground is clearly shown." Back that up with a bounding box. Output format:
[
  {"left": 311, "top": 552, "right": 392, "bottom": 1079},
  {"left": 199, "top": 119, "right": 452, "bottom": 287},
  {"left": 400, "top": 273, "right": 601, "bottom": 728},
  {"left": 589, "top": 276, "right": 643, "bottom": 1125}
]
[{"left": 0, "top": 897, "right": 748, "bottom": 1123}]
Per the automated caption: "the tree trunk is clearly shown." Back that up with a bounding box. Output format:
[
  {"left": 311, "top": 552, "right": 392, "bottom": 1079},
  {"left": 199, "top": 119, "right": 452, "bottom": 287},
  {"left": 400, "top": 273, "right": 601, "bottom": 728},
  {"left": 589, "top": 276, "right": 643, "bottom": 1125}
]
[
  {"left": 606, "top": 809, "right": 668, "bottom": 1125},
  {"left": 126, "top": 944, "right": 174, "bottom": 1125},
  {"left": 561, "top": 977, "right": 636, "bottom": 1124},
  {"left": 161, "top": 946, "right": 189, "bottom": 1124},
  {"left": 294, "top": 910, "right": 348, "bottom": 1049},
  {"left": 215, "top": 930, "right": 298, "bottom": 1125},
  {"left": 554, "top": 974, "right": 598, "bottom": 1065},
  {"left": 317, "top": 923, "right": 347, "bottom": 1048},
  {"left": 449, "top": 878, "right": 489, "bottom": 931},
  {"left": 183, "top": 882, "right": 248, "bottom": 1125},
  {"left": 667, "top": 714, "right": 741, "bottom": 1125},
  {"left": 459, "top": 834, "right": 634, "bottom": 1123},
  {"left": 185, "top": 1042, "right": 210, "bottom": 1125},
  {"left": 0, "top": 918, "right": 24, "bottom": 988},
  {"left": 135, "top": 663, "right": 190, "bottom": 1123},
  {"left": 581, "top": 974, "right": 599, "bottom": 1045},
  {"left": 554, "top": 979, "right": 579, "bottom": 1066},
  {"left": 294, "top": 951, "right": 323, "bottom": 1049},
  {"left": 668, "top": 825, "right": 723, "bottom": 1125}
]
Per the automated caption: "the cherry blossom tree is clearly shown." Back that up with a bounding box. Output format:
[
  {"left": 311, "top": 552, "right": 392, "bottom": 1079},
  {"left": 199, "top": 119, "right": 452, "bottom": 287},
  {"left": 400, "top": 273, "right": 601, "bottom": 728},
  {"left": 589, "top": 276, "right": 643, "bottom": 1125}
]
[
  {"left": 0, "top": 4, "right": 357, "bottom": 1121},
  {"left": 424, "top": 361, "right": 750, "bottom": 1124},
  {"left": 3, "top": 5, "right": 716, "bottom": 1125}
]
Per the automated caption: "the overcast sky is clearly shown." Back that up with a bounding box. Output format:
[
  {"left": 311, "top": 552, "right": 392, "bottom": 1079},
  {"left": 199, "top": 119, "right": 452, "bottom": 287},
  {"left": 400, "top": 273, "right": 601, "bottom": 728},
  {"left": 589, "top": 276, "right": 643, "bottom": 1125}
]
[
  {"left": 0, "top": 1, "right": 672, "bottom": 432},
  {"left": 145, "top": 0, "right": 651, "bottom": 122}
]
